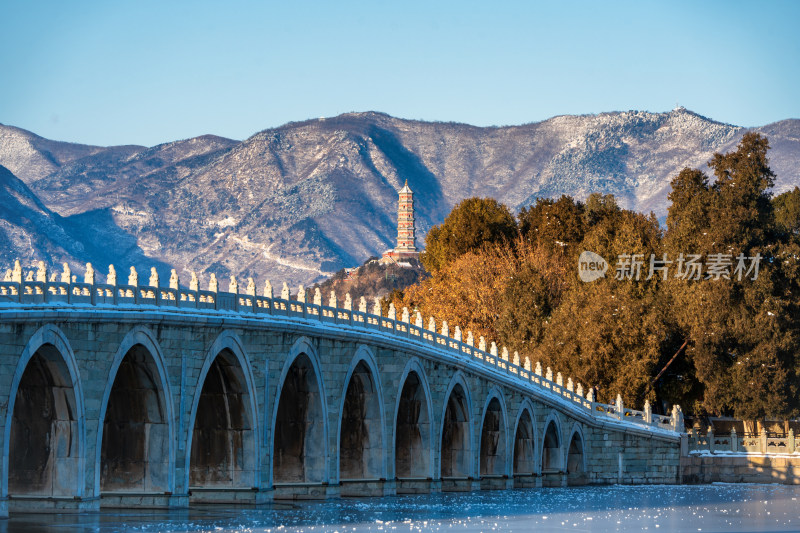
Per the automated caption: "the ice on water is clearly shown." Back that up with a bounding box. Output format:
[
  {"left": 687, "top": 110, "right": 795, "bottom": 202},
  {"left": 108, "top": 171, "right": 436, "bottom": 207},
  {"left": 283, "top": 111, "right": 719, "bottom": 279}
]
[{"left": 3, "top": 484, "right": 800, "bottom": 533}]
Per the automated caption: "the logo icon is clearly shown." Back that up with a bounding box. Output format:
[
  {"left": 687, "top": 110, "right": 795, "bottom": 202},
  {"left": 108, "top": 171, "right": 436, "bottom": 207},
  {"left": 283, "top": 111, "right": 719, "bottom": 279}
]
[{"left": 578, "top": 251, "right": 607, "bottom": 282}]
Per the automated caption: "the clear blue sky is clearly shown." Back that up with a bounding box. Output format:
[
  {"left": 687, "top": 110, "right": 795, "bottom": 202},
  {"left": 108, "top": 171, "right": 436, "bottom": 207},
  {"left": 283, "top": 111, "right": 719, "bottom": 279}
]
[{"left": 1, "top": 0, "right": 798, "bottom": 147}]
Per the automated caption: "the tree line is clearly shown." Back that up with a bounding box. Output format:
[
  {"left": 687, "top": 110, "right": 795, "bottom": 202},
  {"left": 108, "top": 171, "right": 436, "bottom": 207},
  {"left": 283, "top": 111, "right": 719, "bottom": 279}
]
[{"left": 390, "top": 133, "right": 800, "bottom": 419}]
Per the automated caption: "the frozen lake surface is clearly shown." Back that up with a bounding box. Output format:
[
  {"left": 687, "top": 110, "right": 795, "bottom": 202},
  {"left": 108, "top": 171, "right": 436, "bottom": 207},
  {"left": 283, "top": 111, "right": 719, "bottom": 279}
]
[{"left": 4, "top": 484, "right": 800, "bottom": 532}]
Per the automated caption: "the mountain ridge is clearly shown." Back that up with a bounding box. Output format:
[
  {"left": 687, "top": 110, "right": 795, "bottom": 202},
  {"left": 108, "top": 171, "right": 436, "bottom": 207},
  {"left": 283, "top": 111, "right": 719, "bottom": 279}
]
[{"left": 0, "top": 110, "right": 797, "bottom": 286}]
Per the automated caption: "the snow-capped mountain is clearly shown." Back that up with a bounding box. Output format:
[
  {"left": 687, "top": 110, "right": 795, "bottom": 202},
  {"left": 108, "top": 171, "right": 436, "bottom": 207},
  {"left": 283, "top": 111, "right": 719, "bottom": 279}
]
[{"left": 1, "top": 108, "right": 798, "bottom": 286}]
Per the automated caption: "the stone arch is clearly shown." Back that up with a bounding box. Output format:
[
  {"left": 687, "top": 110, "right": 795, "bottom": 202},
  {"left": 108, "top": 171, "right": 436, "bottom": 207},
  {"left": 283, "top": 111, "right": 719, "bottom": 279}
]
[
  {"left": 337, "top": 345, "right": 386, "bottom": 482},
  {"left": 541, "top": 412, "right": 563, "bottom": 473},
  {"left": 566, "top": 423, "right": 587, "bottom": 485},
  {"left": 478, "top": 387, "right": 509, "bottom": 477},
  {"left": 393, "top": 358, "right": 434, "bottom": 479},
  {"left": 185, "top": 330, "right": 259, "bottom": 490},
  {"left": 271, "top": 336, "right": 329, "bottom": 485},
  {"left": 2, "top": 324, "right": 85, "bottom": 499},
  {"left": 511, "top": 399, "right": 538, "bottom": 479},
  {"left": 439, "top": 372, "right": 474, "bottom": 480},
  {"left": 95, "top": 326, "right": 175, "bottom": 495}
]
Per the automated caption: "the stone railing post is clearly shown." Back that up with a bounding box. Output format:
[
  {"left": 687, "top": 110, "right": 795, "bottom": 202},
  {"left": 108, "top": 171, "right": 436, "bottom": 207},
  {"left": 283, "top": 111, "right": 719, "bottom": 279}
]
[
  {"left": 128, "top": 266, "right": 138, "bottom": 303},
  {"left": 35, "top": 261, "right": 47, "bottom": 283},
  {"left": 263, "top": 280, "right": 273, "bottom": 298},
  {"left": 731, "top": 428, "right": 738, "bottom": 452},
  {"left": 760, "top": 427, "right": 767, "bottom": 454},
  {"left": 108, "top": 265, "right": 118, "bottom": 304},
  {"left": 790, "top": 428, "right": 796, "bottom": 454},
  {"left": 85, "top": 262, "right": 95, "bottom": 285},
  {"left": 230, "top": 276, "right": 239, "bottom": 311},
  {"left": 707, "top": 427, "right": 714, "bottom": 454},
  {"left": 85, "top": 263, "right": 96, "bottom": 304},
  {"left": 671, "top": 404, "right": 684, "bottom": 433},
  {"left": 280, "top": 282, "right": 289, "bottom": 301},
  {"left": 12, "top": 259, "right": 22, "bottom": 283},
  {"left": 60, "top": 263, "right": 72, "bottom": 304},
  {"left": 644, "top": 400, "right": 652, "bottom": 424}
]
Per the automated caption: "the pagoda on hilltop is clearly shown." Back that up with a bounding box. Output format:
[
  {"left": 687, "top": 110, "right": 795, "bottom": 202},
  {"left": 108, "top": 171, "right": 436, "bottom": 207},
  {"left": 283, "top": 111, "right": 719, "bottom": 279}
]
[{"left": 380, "top": 181, "right": 420, "bottom": 264}]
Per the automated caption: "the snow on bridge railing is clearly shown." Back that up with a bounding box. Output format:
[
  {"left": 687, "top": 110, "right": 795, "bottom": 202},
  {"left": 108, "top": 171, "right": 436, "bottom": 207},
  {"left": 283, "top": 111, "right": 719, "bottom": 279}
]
[{"left": 0, "top": 260, "right": 683, "bottom": 433}]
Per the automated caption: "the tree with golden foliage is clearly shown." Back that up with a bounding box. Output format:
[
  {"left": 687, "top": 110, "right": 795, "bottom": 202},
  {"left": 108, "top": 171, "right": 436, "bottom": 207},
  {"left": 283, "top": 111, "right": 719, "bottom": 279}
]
[
  {"left": 392, "top": 133, "right": 800, "bottom": 417},
  {"left": 420, "top": 197, "right": 517, "bottom": 273}
]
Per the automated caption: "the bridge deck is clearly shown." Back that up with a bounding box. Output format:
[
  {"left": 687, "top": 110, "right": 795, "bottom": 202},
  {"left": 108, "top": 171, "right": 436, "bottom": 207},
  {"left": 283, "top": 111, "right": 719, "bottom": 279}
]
[{"left": 0, "top": 277, "right": 680, "bottom": 436}]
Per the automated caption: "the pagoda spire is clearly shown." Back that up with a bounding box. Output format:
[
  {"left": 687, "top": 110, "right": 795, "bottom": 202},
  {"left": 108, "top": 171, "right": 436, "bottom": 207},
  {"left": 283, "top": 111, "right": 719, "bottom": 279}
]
[
  {"left": 396, "top": 181, "right": 416, "bottom": 252},
  {"left": 380, "top": 180, "right": 420, "bottom": 264}
]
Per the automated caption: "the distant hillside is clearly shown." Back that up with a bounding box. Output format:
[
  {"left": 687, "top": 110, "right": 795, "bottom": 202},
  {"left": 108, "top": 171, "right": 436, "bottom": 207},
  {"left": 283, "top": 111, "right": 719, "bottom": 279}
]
[
  {"left": 0, "top": 164, "right": 168, "bottom": 278},
  {"left": 312, "top": 257, "right": 428, "bottom": 304},
  {"left": 0, "top": 123, "right": 142, "bottom": 185},
  {"left": 0, "top": 164, "right": 87, "bottom": 267},
  {"left": 0, "top": 109, "right": 798, "bottom": 285}
]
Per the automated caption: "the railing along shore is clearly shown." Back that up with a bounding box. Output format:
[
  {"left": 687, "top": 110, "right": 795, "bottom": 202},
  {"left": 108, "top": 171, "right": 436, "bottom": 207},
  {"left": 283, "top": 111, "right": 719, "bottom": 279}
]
[{"left": 688, "top": 427, "right": 800, "bottom": 454}]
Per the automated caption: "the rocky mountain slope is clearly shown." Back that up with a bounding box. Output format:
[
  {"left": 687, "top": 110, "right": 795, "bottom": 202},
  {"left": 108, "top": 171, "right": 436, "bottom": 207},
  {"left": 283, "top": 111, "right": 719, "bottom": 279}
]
[
  {"left": 0, "top": 109, "right": 797, "bottom": 286},
  {"left": 0, "top": 164, "right": 169, "bottom": 278},
  {"left": 0, "top": 164, "right": 86, "bottom": 267}
]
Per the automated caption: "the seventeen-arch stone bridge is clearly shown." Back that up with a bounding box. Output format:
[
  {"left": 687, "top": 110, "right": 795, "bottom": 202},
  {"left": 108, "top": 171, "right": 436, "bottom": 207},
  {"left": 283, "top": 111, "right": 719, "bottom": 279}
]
[{"left": 0, "top": 263, "right": 681, "bottom": 516}]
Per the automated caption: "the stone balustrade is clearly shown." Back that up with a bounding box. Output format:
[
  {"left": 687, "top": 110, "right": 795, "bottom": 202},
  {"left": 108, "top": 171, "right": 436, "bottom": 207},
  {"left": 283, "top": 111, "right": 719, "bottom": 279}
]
[
  {"left": 688, "top": 427, "right": 798, "bottom": 455},
  {"left": 1, "top": 260, "right": 682, "bottom": 434}
]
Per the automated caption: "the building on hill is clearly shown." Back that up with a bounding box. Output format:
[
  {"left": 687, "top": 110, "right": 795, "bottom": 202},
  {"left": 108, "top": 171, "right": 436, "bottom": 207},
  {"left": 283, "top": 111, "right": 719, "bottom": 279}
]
[{"left": 380, "top": 181, "right": 420, "bottom": 265}]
